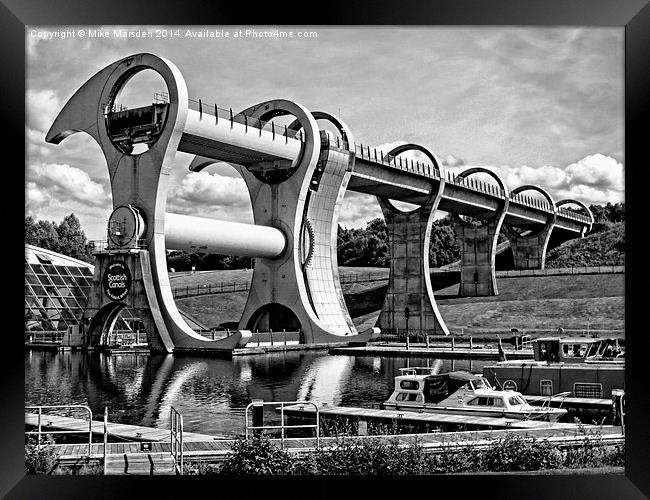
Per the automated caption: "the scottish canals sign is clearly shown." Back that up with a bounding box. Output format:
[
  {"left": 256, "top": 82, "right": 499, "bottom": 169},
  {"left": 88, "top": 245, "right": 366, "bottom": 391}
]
[{"left": 102, "top": 261, "right": 132, "bottom": 301}]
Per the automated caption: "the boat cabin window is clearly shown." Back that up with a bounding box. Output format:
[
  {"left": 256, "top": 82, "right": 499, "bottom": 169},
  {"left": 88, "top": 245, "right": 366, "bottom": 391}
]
[
  {"left": 395, "top": 392, "right": 422, "bottom": 402},
  {"left": 467, "top": 397, "right": 505, "bottom": 407},
  {"left": 423, "top": 377, "right": 470, "bottom": 404},
  {"left": 540, "top": 380, "right": 553, "bottom": 396},
  {"left": 586, "top": 343, "right": 600, "bottom": 358},
  {"left": 597, "top": 340, "right": 622, "bottom": 359},
  {"left": 399, "top": 380, "right": 420, "bottom": 390},
  {"left": 538, "top": 341, "right": 560, "bottom": 362},
  {"left": 508, "top": 395, "right": 526, "bottom": 406},
  {"left": 562, "top": 343, "right": 588, "bottom": 360},
  {"left": 470, "top": 378, "right": 491, "bottom": 390}
]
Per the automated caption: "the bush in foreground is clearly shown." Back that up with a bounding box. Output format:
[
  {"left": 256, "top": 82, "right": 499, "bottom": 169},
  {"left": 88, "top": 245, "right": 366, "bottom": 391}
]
[
  {"left": 220, "top": 436, "right": 293, "bottom": 475},
  {"left": 25, "top": 435, "right": 58, "bottom": 475},
  {"left": 208, "top": 432, "right": 623, "bottom": 476}
]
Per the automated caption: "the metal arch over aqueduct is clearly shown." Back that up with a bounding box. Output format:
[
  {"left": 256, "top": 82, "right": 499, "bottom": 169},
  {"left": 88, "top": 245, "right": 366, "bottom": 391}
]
[{"left": 45, "top": 53, "right": 594, "bottom": 354}]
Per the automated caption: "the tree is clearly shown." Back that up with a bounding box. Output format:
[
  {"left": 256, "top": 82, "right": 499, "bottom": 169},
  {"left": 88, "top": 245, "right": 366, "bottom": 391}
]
[
  {"left": 57, "top": 214, "right": 92, "bottom": 262},
  {"left": 25, "top": 214, "right": 93, "bottom": 263},
  {"left": 25, "top": 217, "right": 60, "bottom": 253}
]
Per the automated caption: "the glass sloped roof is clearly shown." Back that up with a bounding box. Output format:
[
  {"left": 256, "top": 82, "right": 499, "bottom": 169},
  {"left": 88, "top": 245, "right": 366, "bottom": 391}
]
[{"left": 24, "top": 244, "right": 139, "bottom": 335}]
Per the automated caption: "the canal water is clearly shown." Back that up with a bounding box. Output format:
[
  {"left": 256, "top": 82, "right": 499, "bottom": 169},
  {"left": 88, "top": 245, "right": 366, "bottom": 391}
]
[{"left": 25, "top": 350, "right": 489, "bottom": 438}]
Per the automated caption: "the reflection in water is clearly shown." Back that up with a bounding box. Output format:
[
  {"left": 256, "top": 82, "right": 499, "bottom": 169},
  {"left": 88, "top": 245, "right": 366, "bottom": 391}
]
[
  {"left": 297, "top": 355, "right": 355, "bottom": 405},
  {"left": 25, "top": 351, "right": 489, "bottom": 437}
]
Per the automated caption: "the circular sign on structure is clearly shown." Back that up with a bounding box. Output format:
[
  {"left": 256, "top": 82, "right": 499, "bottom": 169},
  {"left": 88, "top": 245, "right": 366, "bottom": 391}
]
[{"left": 102, "top": 260, "right": 132, "bottom": 301}]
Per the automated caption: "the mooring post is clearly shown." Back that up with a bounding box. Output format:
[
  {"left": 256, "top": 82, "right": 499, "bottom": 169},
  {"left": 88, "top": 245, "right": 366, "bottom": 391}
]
[
  {"left": 451, "top": 337, "right": 455, "bottom": 351},
  {"left": 252, "top": 399, "right": 264, "bottom": 437},
  {"left": 425, "top": 335, "right": 430, "bottom": 349},
  {"left": 469, "top": 336, "right": 473, "bottom": 351},
  {"left": 103, "top": 406, "right": 108, "bottom": 464},
  {"left": 270, "top": 329, "right": 274, "bottom": 346}
]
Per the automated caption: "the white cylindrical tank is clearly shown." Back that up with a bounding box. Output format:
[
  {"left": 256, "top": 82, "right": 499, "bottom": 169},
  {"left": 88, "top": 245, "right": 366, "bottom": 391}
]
[{"left": 164, "top": 212, "right": 286, "bottom": 259}]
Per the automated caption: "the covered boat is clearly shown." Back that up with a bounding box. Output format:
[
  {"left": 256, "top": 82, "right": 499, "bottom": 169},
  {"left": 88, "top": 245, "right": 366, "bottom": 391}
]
[{"left": 383, "top": 368, "right": 566, "bottom": 422}]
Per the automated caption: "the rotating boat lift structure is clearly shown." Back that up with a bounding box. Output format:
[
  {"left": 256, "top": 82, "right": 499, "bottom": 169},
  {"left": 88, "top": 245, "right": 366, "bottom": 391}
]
[{"left": 46, "top": 53, "right": 593, "bottom": 353}]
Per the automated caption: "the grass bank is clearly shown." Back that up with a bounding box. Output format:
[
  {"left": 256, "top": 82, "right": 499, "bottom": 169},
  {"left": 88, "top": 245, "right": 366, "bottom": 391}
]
[{"left": 174, "top": 270, "right": 624, "bottom": 334}]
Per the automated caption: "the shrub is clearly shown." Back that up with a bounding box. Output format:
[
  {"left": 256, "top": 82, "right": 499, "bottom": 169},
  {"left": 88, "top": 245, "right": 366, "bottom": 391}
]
[
  {"left": 184, "top": 461, "right": 220, "bottom": 475},
  {"left": 563, "top": 424, "right": 610, "bottom": 469},
  {"left": 309, "top": 437, "right": 428, "bottom": 475},
  {"left": 58, "top": 461, "right": 103, "bottom": 475},
  {"left": 480, "top": 434, "right": 562, "bottom": 472},
  {"left": 220, "top": 436, "right": 293, "bottom": 475},
  {"left": 25, "top": 435, "right": 58, "bottom": 475},
  {"left": 192, "top": 430, "right": 623, "bottom": 475}
]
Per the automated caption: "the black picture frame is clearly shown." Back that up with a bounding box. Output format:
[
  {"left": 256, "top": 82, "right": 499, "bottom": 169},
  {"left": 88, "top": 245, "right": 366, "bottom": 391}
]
[{"left": 5, "top": 1, "right": 648, "bottom": 498}]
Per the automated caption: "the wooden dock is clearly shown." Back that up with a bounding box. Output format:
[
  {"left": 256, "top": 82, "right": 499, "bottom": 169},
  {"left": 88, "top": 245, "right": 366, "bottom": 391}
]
[
  {"left": 279, "top": 403, "right": 566, "bottom": 430},
  {"left": 28, "top": 408, "right": 623, "bottom": 474},
  {"left": 329, "top": 344, "right": 534, "bottom": 359},
  {"left": 25, "top": 412, "right": 227, "bottom": 443},
  {"left": 104, "top": 452, "right": 177, "bottom": 475},
  {"left": 46, "top": 424, "right": 623, "bottom": 466}
]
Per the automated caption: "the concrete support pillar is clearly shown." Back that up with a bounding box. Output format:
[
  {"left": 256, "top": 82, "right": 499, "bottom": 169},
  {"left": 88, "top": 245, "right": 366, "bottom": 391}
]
[
  {"left": 84, "top": 251, "right": 169, "bottom": 352},
  {"left": 504, "top": 185, "right": 557, "bottom": 271},
  {"left": 376, "top": 145, "right": 449, "bottom": 336},
  {"left": 453, "top": 221, "right": 502, "bottom": 296},
  {"left": 451, "top": 168, "right": 509, "bottom": 297},
  {"left": 507, "top": 228, "right": 554, "bottom": 270}
]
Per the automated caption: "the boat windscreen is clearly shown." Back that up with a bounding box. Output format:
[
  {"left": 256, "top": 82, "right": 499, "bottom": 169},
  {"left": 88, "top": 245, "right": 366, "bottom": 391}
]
[{"left": 424, "top": 376, "right": 468, "bottom": 404}]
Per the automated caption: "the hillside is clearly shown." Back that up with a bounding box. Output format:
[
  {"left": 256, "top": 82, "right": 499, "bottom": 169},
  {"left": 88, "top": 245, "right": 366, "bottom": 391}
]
[
  {"left": 174, "top": 271, "right": 624, "bottom": 336},
  {"left": 546, "top": 222, "right": 624, "bottom": 268}
]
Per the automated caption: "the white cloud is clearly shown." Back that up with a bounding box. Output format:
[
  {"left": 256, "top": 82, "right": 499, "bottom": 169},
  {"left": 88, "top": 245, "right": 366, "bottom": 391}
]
[
  {"left": 27, "top": 162, "right": 110, "bottom": 208},
  {"left": 467, "top": 154, "right": 624, "bottom": 205},
  {"left": 441, "top": 154, "right": 465, "bottom": 167},
  {"left": 168, "top": 171, "right": 250, "bottom": 209},
  {"left": 554, "top": 184, "right": 624, "bottom": 206},
  {"left": 26, "top": 89, "right": 61, "bottom": 133},
  {"left": 25, "top": 181, "right": 52, "bottom": 213},
  {"left": 338, "top": 193, "right": 382, "bottom": 228},
  {"left": 564, "top": 154, "right": 624, "bottom": 191},
  {"left": 501, "top": 164, "right": 567, "bottom": 189}
]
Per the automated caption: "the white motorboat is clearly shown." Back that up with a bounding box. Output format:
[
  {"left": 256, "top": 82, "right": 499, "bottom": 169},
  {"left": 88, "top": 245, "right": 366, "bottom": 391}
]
[{"left": 382, "top": 368, "right": 567, "bottom": 422}]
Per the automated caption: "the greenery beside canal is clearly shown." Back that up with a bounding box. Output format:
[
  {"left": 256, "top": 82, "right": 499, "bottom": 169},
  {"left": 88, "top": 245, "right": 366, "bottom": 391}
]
[
  {"left": 25, "top": 429, "right": 624, "bottom": 476},
  {"left": 184, "top": 430, "right": 624, "bottom": 476},
  {"left": 25, "top": 436, "right": 103, "bottom": 475},
  {"left": 546, "top": 222, "right": 625, "bottom": 268}
]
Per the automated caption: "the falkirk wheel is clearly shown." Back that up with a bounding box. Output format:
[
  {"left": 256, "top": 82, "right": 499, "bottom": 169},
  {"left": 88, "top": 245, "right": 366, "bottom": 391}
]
[{"left": 45, "top": 53, "right": 593, "bottom": 353}]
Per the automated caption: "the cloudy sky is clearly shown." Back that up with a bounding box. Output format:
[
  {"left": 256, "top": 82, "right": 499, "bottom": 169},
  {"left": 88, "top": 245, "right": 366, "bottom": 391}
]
[{"left": 26, "top": 26, "right": 624, "bottom": 240}]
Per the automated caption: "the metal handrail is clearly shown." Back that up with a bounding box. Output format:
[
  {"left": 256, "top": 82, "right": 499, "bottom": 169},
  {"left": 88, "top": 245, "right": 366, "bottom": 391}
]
[
  {"left": 170, "top": 406, "right": 183, "bottom": 475},
  {"left": 25, "top": 405, "right": 93, "bottom": 457},
  {"left": 245, "top": 400, "right": 320, "bottom": 449},
  {"left": 25, "top": 331, "right": 66, "bottom": 343},
  {"left": 170, "top": 272, "right": 390, "bottom": 299}
]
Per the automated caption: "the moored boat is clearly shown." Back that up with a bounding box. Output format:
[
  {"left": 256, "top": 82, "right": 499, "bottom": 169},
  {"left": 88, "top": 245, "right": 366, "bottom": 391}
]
[
  {"left": 382, "top": 368, "right": 567, "bottom": 422},
  {"left": 482, "top": 337, "right": 624, "bottom": 402}
]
